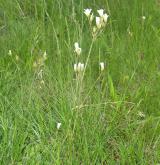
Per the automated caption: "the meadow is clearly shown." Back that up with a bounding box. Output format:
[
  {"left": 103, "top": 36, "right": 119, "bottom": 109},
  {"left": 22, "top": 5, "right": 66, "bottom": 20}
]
[{"left": 0, "top": 0, "right": 160, "bottom": 164}]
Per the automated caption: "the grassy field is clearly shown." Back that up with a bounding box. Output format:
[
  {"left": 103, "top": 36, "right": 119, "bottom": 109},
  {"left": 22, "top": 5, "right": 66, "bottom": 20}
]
[{"left": 0, "top": 0, "right": 160, "bottom": 164}]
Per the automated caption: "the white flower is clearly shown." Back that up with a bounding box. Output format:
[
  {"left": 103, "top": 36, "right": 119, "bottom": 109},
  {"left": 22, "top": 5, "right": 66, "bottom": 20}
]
[
  {"left": 74, "top": 42, "right": 79, "bottom": 49},
  {"left": 84, "top": 9, "right": 92, "bottom": 17},
  {"left": 8, "top": 50, "right": 12, "bottom": 56},
  {"left": 97, "top": 9, "right": 104, "bottom": 17},
  {"left": 96, "top": 17, "right": 101, "bottom": 29},
  {"left": 103, "top": 13, "right": 109, "bottom": 23},
  {"left": 100, "top": 62, "right": 105, "bottom": 71},
  {"left": 142, "top": 16, "right": 146, "bottom": 20},
  {"left": 57, "top": 123, "right": 61, "bottom": 129},
  {"left": 74, "top": 42, "right": 81, "bottom": 55}
]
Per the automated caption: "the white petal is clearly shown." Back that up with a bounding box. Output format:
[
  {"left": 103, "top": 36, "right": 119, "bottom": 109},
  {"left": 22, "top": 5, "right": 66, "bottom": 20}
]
[{"left": 74, "top": 42, "right": 79, "bottom": 49}]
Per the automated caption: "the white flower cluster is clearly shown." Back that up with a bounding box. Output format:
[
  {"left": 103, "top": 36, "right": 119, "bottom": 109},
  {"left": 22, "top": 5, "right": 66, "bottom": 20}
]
[
  {"left": 96, "top": 9, "right": 109, "bottom": 29},
  {"left": 74, "top": 62, "right": 84, "bottom": 72},
  {"left": 84, "top": 9, "right": 94, "bottom": 23},
  {"left": 73, "top": 42, "right": 105, "bottom": 73},
  {"left": 84, "top": 8, "right": 109, "bottom": 36},
  {"left": 73, "top": 9, "right": 108, "bottom": 74}
]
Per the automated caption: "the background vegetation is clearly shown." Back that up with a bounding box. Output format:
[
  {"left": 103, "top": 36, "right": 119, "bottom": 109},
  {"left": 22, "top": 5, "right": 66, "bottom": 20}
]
[{"left": 0, "top": 0, "right": 160, "bottom": 164}]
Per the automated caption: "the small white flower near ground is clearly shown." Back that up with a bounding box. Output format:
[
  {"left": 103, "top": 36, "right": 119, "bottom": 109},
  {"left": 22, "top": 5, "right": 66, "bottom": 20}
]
[
  {"left": 100, "top": 62, "right": 105, "bottom": 71},
  {"left": 57, "top": 123, "right": 61, "bottom": 130}
]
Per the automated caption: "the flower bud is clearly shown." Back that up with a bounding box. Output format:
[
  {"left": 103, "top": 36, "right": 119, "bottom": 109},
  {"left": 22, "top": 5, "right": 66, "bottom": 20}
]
[
  {"left": 96, "top": 17, "right": 101, "bottom": 29},
  {"left": 74, "top": 42, "right": 82, "bottom": 55},
  {"left": 74, "top": 63, "right": 78, "bottom": 72},
  {"left": 8, "top": 50, "right": 12, "bottom": 56},
  {"left": 100, "top": 62, "right": 105, "bottom": 71}
]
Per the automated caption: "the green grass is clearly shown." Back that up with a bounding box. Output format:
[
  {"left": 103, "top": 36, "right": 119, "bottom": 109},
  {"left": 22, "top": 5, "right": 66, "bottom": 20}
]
[{"left": 0, "top": 0, "right": 160, "bottom": 164}]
